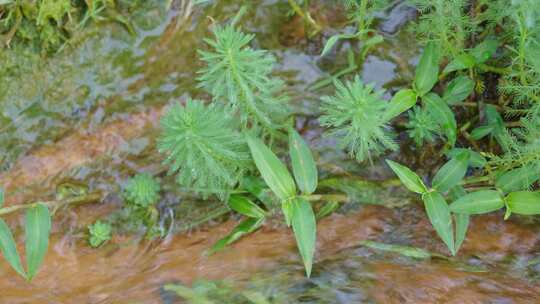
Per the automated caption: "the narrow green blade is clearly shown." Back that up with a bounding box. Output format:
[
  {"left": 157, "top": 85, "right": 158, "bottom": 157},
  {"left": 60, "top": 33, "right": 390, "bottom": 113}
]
[
  {"left": 0, "top": 219, "right": 26, "bottom": 278},
  {"left": 291, "top": 197, "right": 317, "bottom": 277},
  {"left": 25, "top": 203, "right": 51, "bottom": 280}
]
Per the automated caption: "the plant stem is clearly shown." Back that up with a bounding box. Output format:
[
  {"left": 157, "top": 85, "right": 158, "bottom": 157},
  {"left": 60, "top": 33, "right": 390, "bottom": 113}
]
[
  {"left": 287, "top": 0, "right": 321, "bottom": 35},
  {"left": 0, "top": 192, "right": 102, "bottom": 217},
  {"left": 303, "top": 194, "right": 349, "bottom": 203}
]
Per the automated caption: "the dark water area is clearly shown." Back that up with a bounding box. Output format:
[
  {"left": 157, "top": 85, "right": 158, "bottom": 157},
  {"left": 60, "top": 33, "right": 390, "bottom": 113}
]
[{"left": 0, "top": 0, "right": 539, "bottom": 303}]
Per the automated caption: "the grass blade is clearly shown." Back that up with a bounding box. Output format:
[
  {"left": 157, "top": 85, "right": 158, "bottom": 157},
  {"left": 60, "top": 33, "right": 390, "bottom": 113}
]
[
  {"left": 291, "top": 197, "right": 316, "bottom": 277},
  {"left": 0, "top": 219, "right": 26, "bottom": 278},
  {"left": 289, "top": 129, "right": 318, "bottom": 195}
]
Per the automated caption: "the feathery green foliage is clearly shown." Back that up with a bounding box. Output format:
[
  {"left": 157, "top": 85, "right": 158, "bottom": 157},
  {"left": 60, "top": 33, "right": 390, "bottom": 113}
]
[
  {"left": 405, "top": 106, "right": 439, "bottom": 146},
  {"left": 88, "top": 220, "right": 112, "bottom": 248},
  {"left": 158, "top": 99, "right": 251, "bottom": 198},
  {"left": 319, "top": 76, "right": 397, "bottom": 162},
  {"left": 123, "top": 173, "right": 161, "bottom": 208},
  {"left": 197, "top": 25, "right": 288, "bottom": 132}
]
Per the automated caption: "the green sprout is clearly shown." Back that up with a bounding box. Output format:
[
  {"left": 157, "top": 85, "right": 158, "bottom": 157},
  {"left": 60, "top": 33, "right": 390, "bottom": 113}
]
[
  {"left": 88, "top": 220, "right": 112, "bottom": 248},
  {"left": 123, "top": 173, "right": 161, "bottom": 208}
]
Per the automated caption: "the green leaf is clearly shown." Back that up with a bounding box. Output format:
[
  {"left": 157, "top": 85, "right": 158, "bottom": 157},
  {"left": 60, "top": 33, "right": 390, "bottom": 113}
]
[
  {"left": 385, "top": 160, "right": 427, "bottom": 194},
  {"left": 424, "top": 93, "right": 457, "bottom": 146},
  {"left": 454, "top": 213, "right": 469, "bottom": 253},
  {"left": 383, "top": 89, "right": 417, "bottom": 120},
  {"left": 446, "top": 148, "right": 486, "bottom": 168},
  {"left": 414, "top": 42, "right": 440, "bottom": 96},
  {"left": 443, "top": 76, "right": 474, "bottom": 105},
  {"left": 470, "top": 125, "right": 494, "bottom": 140},
  {"left": 495, "top": 166, "right": 540, "bottom": 193},
  {"left": 0, "top": 219, "right": 26, "bottom": 278},
  {"left": 505, "top": 191, "right": 540, "bottom": 215},
  {"left": 25, "top": 203, "right": 51, "bottom": 280},
  {"left": 442, "top": 53, "right": 476, "bottom": 74},
  {"left": 209, "top": 217, "right": 264, "bottom": 255},
  {"left": 449, "top": 190, "right": 504, "bottom": 214},
  {"left": 360, "top": 240, "right": 432, "bottom": 259},
  {"left": 360, "top": 34, "right": 384, "bottom": 58},
  {"left": 282, "top": 199, "right": 293, "bottom": 227},
  {"left": 247, "top": 135, "right": 296, "bottom": 201},
  {"left": 320, "top": 33, "right": 361, "bottom": 57},
  {"left": 422, "top": 191, "right": 455, "bottom": 255},
  {"left": 289, "top": 129, "right": 318, "bottom": 195},
  {"left": 470, "top": 39, "right": 498, "bottom": 64},
  {"left": 0, "top": 188, "right": 3, "bottom": 208},
  {"left": 227, "top": 195, "right": 266, "bottom": 218},
  {"left": 432, "top": 152, "right": 469, "bottom": 193},
  {"left": 291, "top": 197, "right": 316, "bottom": 277},
  {"left": 316, "top": 201, "right": 340, "bottom": 219}
]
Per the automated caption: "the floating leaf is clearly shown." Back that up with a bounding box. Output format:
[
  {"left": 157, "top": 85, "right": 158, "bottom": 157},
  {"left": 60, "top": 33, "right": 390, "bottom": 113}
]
[
  {"left": 505, "top": 191, "right": 540, "bottom": 215},
  {"left": 227, "top": 195, "right": 266, "bottom": 218},
  {"left": 247, "top": 135, "right": 296, "bottom": 201},
  {"left": 384, "top": 89, "right": 417, "bottom": 120},
  {"left": 209, "top": 217, "right": 264, "bottom": 255},
  {"left": 291, "top": 197, "right": 316, "bottom": 277},
  {"left": 443, "top": 53, "right": 475, "bottom": 74},
  {"left": 289, "top": 129, "right": 318, "bottom": 195},
  {"left": 0, "top": 219, "right": 26, "bottom": 278},
  {"left": 449, "top": 190, "right": 504, "bottom": 214},
  {"left": 495, "top": 166, "right": 540, "bottom": 193},
  {"left": 424, "top": 93, "right": 457, "bottom": 146},
  {"left": 432, "top": 152, "right": 469, "bottom": 193},
  {"left": 414, "top": 42, "right": 440, "bottom": 96},
  {"left": 443, "top": 76, "right": 474, "bottom": 105},
  {"left": 25, "top": 203, "right": 51, "bottom": 280},
  {"left": 422, "top": 191, "right": 455, "bottom": 255},
  {"left": 386, "top": 160, "right": 427, "bottom": 194}
]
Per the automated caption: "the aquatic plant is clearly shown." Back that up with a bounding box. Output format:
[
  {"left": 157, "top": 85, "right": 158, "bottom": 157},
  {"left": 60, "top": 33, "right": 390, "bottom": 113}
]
[
  {"left": 158, "top": 99, "right": 251, "bottom": 198},
  {"left": 123, "top": 173, "right": 161, "bottom": 208},
  {"left": 88, "top": 220, "right": 112, "bottom": 248},
  {"left": 319, "top": 76, "right": 397, "bottom": 162}
]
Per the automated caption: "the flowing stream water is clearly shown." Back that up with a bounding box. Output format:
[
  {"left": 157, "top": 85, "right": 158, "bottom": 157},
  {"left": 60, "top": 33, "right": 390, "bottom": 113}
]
[{"left": 0, "top": 1, "right": 539, "bottom": 303}]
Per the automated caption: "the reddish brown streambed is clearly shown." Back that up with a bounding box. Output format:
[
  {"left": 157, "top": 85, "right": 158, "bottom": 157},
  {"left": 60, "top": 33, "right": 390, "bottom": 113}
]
[{"left": 0, "top": 204, "right": 539, "bottom": 303}]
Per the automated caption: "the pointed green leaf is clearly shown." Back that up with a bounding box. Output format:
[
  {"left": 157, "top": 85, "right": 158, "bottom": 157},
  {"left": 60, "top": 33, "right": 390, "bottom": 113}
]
[
  {"left": 442, "top": 53, "right": 476, "bottom": 74},
  {"left": 414, "top": 42, "right": 440, "bottom": 96},
  {"left": 25, "top": 203, "right": 51, "bottom": 280},
  {"left": 320, "top": 33, "right": 361, "bottom": 57},
  {"left": 282, "top": 199, "right": 293, "bottom": 227},
  {"left": 422, "top": 191, "right": 455, "bottom": 255},
  {"left": 386, "top": 160, "right": 427, "bottom": 194},
  {"left": 227, "top": 195, "right": 266, "bottom": 218},
  {"left": 455, "top": 213, "right": 469, "bottom": 253},
  {"left": 289, "top": 129, "right": 318, "bottom": 195},
  {"left": 209, "top": 217, "right": 264, "bottom": 255},
  {"left": 495, "top": 166, "right": 540, "bottom": 193},
  {"left": 470, "top": 125, "right": 494, "bottom": 140},
  {"left": 505, "top": 191, "right": 540, "bottom": 215},
  {"left": 291, "top": 197, "right": 316, "bottom": 277},
  {"left": 247, "top": 135, "right": 296, "bottom": 200},
  {"left": 432, "top": 152, "right": 469, "bottom": 193},
  {"left": 446, "top": 148, "right": 486, "bottom": 168},
  {"left": 384, "top": 89, "right": 418, "bottom": 120},
  {"left": 316, "top": 201, "right": 339, "bottom": 219},
  {"left": 0, "top": 188, "right": 4, "bottom": 208},
  {"left": 0, "top": 219, "right": 26, "bottom": 278},
  {"left": 443, "top": 76, "right": 474, "bottom": 105},
  {"left": 424, "top": 93, "right": 457, "bottom": 147},
  {"left": 449, "top": 190, "right": 504, "bottom": 214}
]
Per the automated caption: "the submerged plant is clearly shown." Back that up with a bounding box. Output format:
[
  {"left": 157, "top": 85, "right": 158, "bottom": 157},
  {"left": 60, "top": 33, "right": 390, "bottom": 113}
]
[
  {"left": 88, "top": 220, "right": 112, "bottom": 248},
  {"left": 158, "top": 98, "right": 251, "bottom": 198},
  {"left": 197, "top": 24, "right": 288, "bottom": 133},
  {"left": 319, "top": 76, "right": 397, "bottom": 162},
  {"left": 123, "top": 173, "right": 161, "bottom": 208},
  {"left": 406, "top": 106, "right": 440, "bottom": 146}
]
